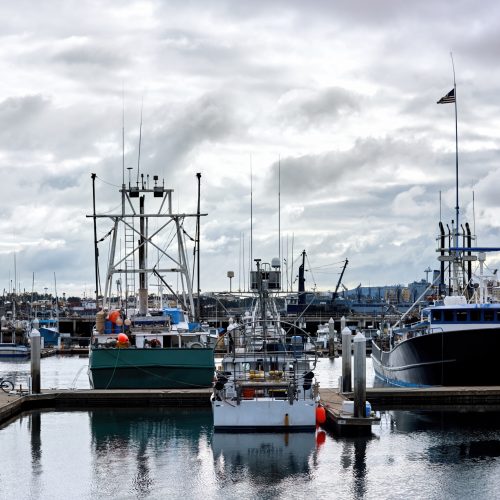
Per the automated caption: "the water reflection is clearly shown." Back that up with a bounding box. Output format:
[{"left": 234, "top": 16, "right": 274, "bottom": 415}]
[
  {"left": 212, "top": 432, "right": 316, "bottom": 484},
  {"left": 389, "top": 409, "right": 500, "bottom": 433},
  {"left": 29, "top": 411, "right": 42, "bottom": 471},
  {"left": 88, "top": 407, "right": 212, "bottom": 498},
  {"left": 387, "top": 410, "right": 500, "bottom": 466}
]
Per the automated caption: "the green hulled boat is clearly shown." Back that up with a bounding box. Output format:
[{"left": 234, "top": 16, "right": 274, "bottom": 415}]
[
  {"left": 89, "top": 346, "right": 214, "bottom": 389},
  {"left": 87, "top": 170, "right": 215, "bottom": 389}
]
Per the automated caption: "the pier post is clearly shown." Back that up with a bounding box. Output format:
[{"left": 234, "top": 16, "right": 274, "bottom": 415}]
[
  {"left": 328, "top": 317, "right": 338, "bottom": 358},
  {"left": 353, "top": 332, "right": 367, "bottom": 418},
  {"left": 341, "top": 327, "right": 352, "bottom": 392},
  {"left": 30, "top": 319, "right": 41, "bottom": 394}
]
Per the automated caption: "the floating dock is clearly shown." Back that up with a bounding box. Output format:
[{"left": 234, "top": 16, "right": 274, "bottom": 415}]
[
  {"left": 4, "top": 386, "right": 500, "bottom": 429},
  {"left": 320, "top": 388, "right": 380, "bottom": 434}
]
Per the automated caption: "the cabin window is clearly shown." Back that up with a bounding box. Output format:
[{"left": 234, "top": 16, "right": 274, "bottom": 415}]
[
  {"left": 470, "top": 310, "right": 480, "bottom": 321},
  {"left": 496, "top": 311, "right": 500, "bottom": 322},
  {"left": 456, "top": 310, "right": 468, "bottom": 322},
  {"left": 443, "top": 310, "right": 454, "bottom": 322},
  {"left": 431, "top": 310, "right": 442, "bottom": 321},
  {"left": 484, "top": 310, "right": 494, "bottom": 321}
]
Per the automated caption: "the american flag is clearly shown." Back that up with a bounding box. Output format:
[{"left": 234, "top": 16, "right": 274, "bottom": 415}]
[{"left": 437, "top": 88, "right": 455, "bottom": 104}]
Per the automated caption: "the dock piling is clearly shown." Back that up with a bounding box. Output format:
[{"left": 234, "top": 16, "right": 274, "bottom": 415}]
[
  {"left": 328, "top": 317, "right": 338, "bottom": 358},
  {"left": 353, "top": 332, "right": 366, "bottom": 418},
  {"left": 30, "top": 319, "right": 41, "bottom": 394},
  {"left": 341, "top": 327, "right": 352, "bottom": 392}
]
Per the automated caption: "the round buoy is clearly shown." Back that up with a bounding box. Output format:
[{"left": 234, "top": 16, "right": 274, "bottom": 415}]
[
  {"left": 316, "top": 406, "right": 326, "bottom": 425},
  {"left": 115, "top": 317, "right": 124, "bottom": 327},
  {"left": 117, "top": 333, "right": 129, "bottom": 343},
  {"left": 108, "top": 310, "right": 121, "bottom": 324}
]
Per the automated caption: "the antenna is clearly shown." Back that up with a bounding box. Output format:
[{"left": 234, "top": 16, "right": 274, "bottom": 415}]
[
  {"left": 439, "top": 190, "right": 442, "bottom": 221},
  {"left": 122, "top": 83, "right": 125, "bottom": 186},
  {"left": 250, "top": 154, "right": 253, "bottom": 276},
  {"left": 472, "top": 190, "right": 476, "bottom": 244},
  {"left": 278, "top": 155, "right": 281, "bottom": 268},
  {"left": 136, "top": 97, "right": 144, "bottom": 185}
]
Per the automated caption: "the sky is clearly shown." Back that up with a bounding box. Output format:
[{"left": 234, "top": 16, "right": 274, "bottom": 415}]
[{"left": 1, "top": 0, "right": 500, "bottom": 299}]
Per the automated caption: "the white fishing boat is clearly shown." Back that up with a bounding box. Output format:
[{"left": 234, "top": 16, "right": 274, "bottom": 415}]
[{"left": 211, "top": 258, "right": 320, "bottom": 431}]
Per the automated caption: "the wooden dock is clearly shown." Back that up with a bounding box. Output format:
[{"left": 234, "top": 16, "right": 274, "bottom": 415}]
[
  {"left": 40, "top": 347, "right": 89, "bottom": 357},
  {"left": 320, "top": 388, "right": 380, "bottom": 434},
  {"left": 0, "top": 388, "right": 212, "bottom": 426},
  {"left": 4, "top": 386, "right": 500, "bottom": 429}
]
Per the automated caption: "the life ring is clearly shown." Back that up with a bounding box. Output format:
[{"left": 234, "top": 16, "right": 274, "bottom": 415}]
[{"left": 189, "top": 341, "right": 204, "bottom": 349}]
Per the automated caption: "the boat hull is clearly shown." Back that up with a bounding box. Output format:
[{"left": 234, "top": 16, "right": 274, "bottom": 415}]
[
  {"left": 88, "top": 347, "right": 214, "bottom": 389},
  {"left": 211, "top": 396, "right": 317, "bottom": 431},
  {"left": 371, "top": 328, "right": 500, "bottom": 387},
  {"left": 0, "top": 344, "right": 30, "bottom": 359}
]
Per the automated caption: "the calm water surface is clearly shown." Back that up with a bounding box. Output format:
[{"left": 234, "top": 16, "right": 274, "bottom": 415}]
[{"left": 1, "top": 356, "right": 500, "bottom": 499}]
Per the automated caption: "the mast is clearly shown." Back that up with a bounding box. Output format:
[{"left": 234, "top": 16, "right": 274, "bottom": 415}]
[
  {"left": 451, "top": 54, "right": 460, "bottom": 294},
  {"left": 196, "top": 172, "right": 201, "bottom": 322},
  {"left": 91, "top": 173, "right": 100, "bottom": 307},
  {"left": 437, "top": 53, "right": 460, "bottom": 294},
  {"left": 278, "top": 156, "right": 281, "bottom": 268},
  {"left": 250, "top": 155, "right": 253, "bottom": 287},
  {"left": 54, "top": 272, "right": 59, "bottom": 332},
  {"left": 138, "top": 192, "right": 147, "bottom": 315}
]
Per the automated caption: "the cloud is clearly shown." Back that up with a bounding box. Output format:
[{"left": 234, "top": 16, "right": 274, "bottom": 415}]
[
  {"left": 0, "top": 0, "right": 499, "bottom": 296},
  {"left": 276, "top": 87, "right": 360, "bottom": 128}
]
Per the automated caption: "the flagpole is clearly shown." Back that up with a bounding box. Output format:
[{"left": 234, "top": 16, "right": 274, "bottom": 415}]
[
  {"left": 451, "top": 52, "right": 459, "bottom": 235},
  {"left": 450, "top": 52, "right": 460, "bottom": 294}
]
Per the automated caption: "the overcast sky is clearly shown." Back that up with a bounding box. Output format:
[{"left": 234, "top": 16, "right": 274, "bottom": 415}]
[{"left": 1, "top": 0, "right": 500, "bottom": 299}]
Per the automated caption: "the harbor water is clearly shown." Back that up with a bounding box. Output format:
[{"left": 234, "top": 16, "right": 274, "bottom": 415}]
[{"left": 2, "top": 356, "right": 500, "bottom": 499}]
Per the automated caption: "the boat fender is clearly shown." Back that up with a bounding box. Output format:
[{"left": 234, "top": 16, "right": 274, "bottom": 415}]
[
  {"left": 316, "top": 406, "right": 326, "bottom": 425},
  {"left": 303, "top": 371, "right": 314, "bottom": 390}
]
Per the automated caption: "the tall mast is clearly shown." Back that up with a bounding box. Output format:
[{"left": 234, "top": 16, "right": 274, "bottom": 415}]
[
  {"left": 91, "top": 173, "right": 99, "bottom": 306},
  {"left": 250, "top": 155, "right": 253, "bottom": 285},
  {"left": 278, "top": 156, "right": 281, "bottom": 268},
  {"left": 451, "top": 53, "right": 459, "bottom": 236},
  {"left": 196, "top": 172, "right": 201, "bottom": 322},
  {"left": 451, "top": 53, "right": 460, "bottom": 293}
]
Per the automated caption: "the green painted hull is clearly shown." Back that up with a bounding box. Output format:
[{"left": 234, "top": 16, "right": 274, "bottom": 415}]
[{"left": 88, "top": 347, "right": 215, "bottom": 389}]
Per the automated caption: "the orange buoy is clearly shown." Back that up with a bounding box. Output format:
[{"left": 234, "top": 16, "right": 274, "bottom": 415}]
[
  {"left": 108, "top": 310, "right": 121, "bottom": 324},
  {"left": 117, "top": 333, "right": 129, "bottom": 343},
  {"left": 316, "top": 406, "right": 326, "bottom": 425}
]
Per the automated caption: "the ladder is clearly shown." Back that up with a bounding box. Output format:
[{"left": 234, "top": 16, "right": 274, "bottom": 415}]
[{"left": 124, "top": 219, "right": 136, "bottom": 308}]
